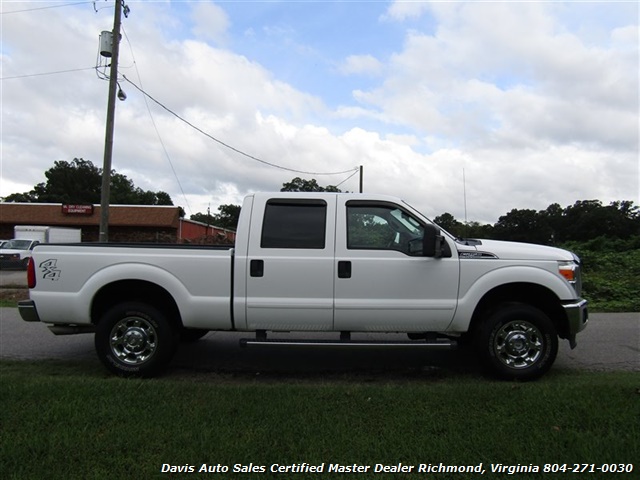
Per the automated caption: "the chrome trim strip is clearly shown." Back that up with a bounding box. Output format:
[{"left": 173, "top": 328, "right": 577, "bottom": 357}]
[{"left": 241, "top": 339, "right": 455, "bottom": 348}]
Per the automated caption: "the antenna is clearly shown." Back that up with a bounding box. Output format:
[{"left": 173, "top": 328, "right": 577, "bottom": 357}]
[{"left": 463, "top": 168, "right": 468, "bottom": 238}]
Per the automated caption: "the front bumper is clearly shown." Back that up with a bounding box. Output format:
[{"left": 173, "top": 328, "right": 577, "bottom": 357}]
[
  {"left": 562, "top": 298, "right": 589, "bottom": 349},
  {"left": 0, "top": 259, "right": 25, "bottom": 270},
  {"left": 18, "top": 300, "right": 41, "bottom": 322}
]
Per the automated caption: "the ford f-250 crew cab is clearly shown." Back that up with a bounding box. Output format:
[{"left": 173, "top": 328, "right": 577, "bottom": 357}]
[{"left": 19, "top": 192, "right": 588, "bottom": 380}]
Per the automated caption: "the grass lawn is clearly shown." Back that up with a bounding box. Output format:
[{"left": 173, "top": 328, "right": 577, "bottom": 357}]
[{"left": 1, "top": 361, "right": 638, "bottom": 479}]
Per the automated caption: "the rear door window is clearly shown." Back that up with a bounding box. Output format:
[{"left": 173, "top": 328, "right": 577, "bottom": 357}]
[{"left": 261, "top": 200, "right": 327, "bottom": 249}]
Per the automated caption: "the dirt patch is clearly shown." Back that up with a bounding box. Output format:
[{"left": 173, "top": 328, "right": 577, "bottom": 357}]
[{"left": 0, "top": 288, "right": 29, "bottom": 303}]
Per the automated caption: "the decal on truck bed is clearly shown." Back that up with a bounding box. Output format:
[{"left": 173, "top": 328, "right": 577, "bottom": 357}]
[{"left": 40, "top": 259, "right": 61, "bottom": 281}]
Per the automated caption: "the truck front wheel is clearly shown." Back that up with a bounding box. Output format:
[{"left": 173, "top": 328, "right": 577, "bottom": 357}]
[
  {"left": 95, "top": 302, "right": 178, "bottom": 377},
  {"left": 476, "top": 303, "right": 558, "bottom": 381}
]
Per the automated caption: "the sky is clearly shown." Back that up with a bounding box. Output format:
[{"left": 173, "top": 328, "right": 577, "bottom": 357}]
[{"left": 1, "top": 0, "right": 638, "bottom": 224}]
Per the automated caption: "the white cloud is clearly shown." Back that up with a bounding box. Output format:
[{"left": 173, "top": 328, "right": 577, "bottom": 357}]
[
  {"left": 338, "top": 54, "right": 383, "bottom": 76},
  {"left": 1, "top": 1, "right": 637, "bottom": 226},
  {"left": 382, "top": 1, "right": 431, "bottom": 22},
  {"left": 361, "top": 2, "right": 639, "bottom": 152},
  {"left": 190, "top": 2, "right": 230, "bottom": 44},
  {"left": 611, "top": 25, "right": 639, "bottom": 48}
]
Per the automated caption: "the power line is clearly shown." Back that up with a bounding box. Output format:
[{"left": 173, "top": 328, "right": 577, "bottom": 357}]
[
  {"left": 335, "top": 169, "right": 360, "bottom": 188},
  {"left": 0, "top": 67, "right": 96, "bottom": 80},
  {"left": 121, "top": 26, "right": 193, "bottom": 215},
  {"left": 122, "top": 75, "right": 359, "bottom": 177},
  {"left": 0, "top": 1, "right": 95, "bottom": 15}
]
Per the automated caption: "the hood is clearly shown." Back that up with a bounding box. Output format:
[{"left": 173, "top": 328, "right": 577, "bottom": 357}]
[{"left": 457, "top": 239, "right": 576, "bottom": 262}]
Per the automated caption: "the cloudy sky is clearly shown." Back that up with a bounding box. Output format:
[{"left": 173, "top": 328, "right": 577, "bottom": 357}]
[{"left": 1, "top": 1, "right": 638, "bottom": 224}]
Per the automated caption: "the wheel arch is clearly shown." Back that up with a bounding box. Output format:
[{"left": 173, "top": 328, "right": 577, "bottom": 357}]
[
  {"left": 468, "top": 282, "right": 568, "bottom": 339},
  {"left": 91, "top": 279, "right": 182, "bottom": 330}
]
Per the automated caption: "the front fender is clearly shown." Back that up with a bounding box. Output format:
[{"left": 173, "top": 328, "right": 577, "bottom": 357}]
[{"left": 449, "top": 264, "right": 575, "bottom": 332}]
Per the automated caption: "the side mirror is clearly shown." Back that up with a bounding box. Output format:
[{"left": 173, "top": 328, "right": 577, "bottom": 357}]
[{"left": 423, "top": 224, "right": 445, "bottom": 258}]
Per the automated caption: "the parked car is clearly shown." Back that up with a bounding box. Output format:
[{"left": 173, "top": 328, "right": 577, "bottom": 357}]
[{"left": 0, "top": 239, "right": 40, "bottom": 269}]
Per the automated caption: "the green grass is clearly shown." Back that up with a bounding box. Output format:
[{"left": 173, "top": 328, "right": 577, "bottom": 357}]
[{"left": 1, "top": 361, "right": 638, "bottom": 480}]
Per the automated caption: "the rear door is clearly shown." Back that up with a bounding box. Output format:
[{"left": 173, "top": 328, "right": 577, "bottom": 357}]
[{"left": 243, "top": 195, "right": 337, "bottom": 331}]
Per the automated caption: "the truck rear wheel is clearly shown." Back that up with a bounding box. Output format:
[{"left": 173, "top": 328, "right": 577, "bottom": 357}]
[
  {"left": 476, "top": 303, "right": 558, "bottom": 381},
  {"left": 95, "top": 301, "right": 178, "bottom": 377}
]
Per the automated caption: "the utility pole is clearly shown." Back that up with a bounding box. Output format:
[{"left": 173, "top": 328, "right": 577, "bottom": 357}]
[
  {"left": 359, "top": 165, "right": 363, "bottom": 193},
  {"left": 99, "top": 0, "right": 122, "bottom": 242}
]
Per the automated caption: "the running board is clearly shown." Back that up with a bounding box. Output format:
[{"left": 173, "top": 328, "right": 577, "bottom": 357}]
[
  {"left": 48, "top": 324, "right": 96, "bottom": 335},
  {"left": 240, "top": 337, "right": 456, "bottom": 349}
]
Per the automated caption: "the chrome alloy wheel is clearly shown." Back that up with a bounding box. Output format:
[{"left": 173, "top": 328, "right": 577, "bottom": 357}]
[
  {"left": 109, "top": 316, "right": 158, "bottom": 365},
  {"left": 493, "top": 320, "right": 544, "bottom": 369}
]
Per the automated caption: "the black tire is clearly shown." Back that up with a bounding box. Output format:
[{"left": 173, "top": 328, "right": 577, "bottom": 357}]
[
  {"left": 95, "top": 301, "right": 178, "bottom": 377},
  {"left": 180, "top": 327, "right": 209, "bottom": 343},
  {"left": 475, "top": 303, "right": 558, "bottom": 381}
]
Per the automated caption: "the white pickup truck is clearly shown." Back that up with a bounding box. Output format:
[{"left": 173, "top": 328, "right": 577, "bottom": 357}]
[
  {"left": 0, "top": 239, "right": 40, "bottom": 269},
  {"left": 19, "top": 192, "right": 588, "bottom": 380}
]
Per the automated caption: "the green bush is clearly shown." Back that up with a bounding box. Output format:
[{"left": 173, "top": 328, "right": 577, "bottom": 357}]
[{"left": 562, "top": 237, "right": 640, "bottom": 312}]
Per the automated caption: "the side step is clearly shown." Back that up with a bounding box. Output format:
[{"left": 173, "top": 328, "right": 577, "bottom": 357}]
[
  {"left": 48, "top": 324, "right": 96, "bottom": 335},
  {"left": 240, "top": 332, "right": 456, "bottom": 349}
]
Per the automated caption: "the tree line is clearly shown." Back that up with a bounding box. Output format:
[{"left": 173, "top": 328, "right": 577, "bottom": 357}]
[
  {"left": 190, "top": 177, "right": 342, "bottom": 228},
  {"left": 273, "top": 177, "right": 640, "bottom": 246},
  {"left": 3, "top": 158, "right": 174, "bottom": 207},
  {"left": 3, "top": 162, "right": 637, "bottom": 246},
  {"left": 435, "top": 200, "right": 639, "bottom": 245},
  {"left": 215, "top": 177, "right": 640, "bottom": 246}
]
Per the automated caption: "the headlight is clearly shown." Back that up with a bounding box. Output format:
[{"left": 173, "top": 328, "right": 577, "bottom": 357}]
[
  {"left": 558, "top": 261, "right": 576, "bottom": 282},
  {"left": 558, "top": 260, "right": 582, "bottom": 296}
]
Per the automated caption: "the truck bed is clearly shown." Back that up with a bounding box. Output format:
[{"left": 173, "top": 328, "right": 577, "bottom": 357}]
[{"left": 28, "top": 243, "right": 235, "bottom": 330}]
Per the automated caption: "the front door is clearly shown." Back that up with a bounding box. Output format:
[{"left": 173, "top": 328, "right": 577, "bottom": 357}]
[{"left": 334, "top": 201, "right": 459, "bottom": 332}]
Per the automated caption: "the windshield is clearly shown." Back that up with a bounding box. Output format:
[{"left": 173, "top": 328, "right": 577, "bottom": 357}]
[
  {"left": 401, "top": 199, "right": 458, "bottom": 241},
  {"left": 2, "top": 240, "right": 34, "bottom": 250}
]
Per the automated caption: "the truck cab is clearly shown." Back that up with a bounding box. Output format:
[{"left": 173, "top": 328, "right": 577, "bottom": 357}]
[{"left": 233, "top": 193, "right": 459, "bottom": 333}]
